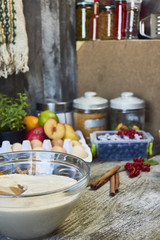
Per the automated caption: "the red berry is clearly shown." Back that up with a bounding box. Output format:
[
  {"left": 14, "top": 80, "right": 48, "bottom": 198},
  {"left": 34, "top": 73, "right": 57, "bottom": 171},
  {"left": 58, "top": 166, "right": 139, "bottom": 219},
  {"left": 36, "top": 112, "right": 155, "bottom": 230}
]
[
  {"left": 116, "top": 128, "right": 144, "bottom": 139},
  {"left": 124, "top": 162, "right": 132, "bottom": 170},
  {"left": 141, "top": 163, "right": 151, "bottom": 172},
  {"left": 134, "top": 169, "right": 140, "bottom": 176},
  {"left": 129, "top": 172, "right": 135, "bottom": 178},
  {"left": 125, "top": 157, "right": 150, "bottom": 179},
  {"left": 145, "top": 164, "right": 151, "bottom": 167},
  {"left": 139, "top": 157, "right": 144, "bottom": 163},
  {"left": 133, "top": 157, "right": 139, "bottom": 162},
  {"left": 145, "top": 168, "right": 150, "bottom": 172}
]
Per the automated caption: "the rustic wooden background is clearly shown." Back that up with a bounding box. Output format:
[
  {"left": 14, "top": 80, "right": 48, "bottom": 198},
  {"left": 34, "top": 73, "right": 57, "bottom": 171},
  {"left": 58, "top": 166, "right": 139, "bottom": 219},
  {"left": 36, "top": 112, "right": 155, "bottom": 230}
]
[
  {"left": 0, "top": 0, "right": 77, "bottom": 114},
  {"left": 0, "top": 0, "right": 160, "bottom": 145}
]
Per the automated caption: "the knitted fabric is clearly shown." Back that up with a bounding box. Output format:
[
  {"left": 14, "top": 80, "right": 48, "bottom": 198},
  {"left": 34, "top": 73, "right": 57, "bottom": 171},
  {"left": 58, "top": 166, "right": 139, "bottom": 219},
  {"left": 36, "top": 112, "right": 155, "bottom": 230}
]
[{"left": 0, "top": 0, "right": 29, "bottom": 78}]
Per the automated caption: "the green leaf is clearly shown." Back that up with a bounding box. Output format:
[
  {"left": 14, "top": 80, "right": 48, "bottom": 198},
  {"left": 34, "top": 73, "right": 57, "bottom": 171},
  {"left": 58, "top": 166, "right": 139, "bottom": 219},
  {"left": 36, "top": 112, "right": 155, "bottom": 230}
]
[{"left": 143, "top": 159, "right": 159, "bottom": 166}]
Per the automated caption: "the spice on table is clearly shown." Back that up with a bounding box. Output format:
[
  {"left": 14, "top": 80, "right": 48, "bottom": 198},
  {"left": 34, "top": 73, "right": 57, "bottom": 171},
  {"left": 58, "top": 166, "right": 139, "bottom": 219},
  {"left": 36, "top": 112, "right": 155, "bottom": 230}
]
[
  {"left": 110, "top": 174, "right": 116, "bottom": 196},
  {"left": 90, "top": 164, "right": 121, "bottom": 190}
]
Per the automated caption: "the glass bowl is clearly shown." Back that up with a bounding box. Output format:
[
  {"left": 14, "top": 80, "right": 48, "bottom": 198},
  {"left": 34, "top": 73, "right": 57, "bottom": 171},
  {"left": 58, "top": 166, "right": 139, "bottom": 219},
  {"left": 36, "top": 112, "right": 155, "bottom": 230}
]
[{"left": 0, "top": 151, "right": 90, "bottom": 239}]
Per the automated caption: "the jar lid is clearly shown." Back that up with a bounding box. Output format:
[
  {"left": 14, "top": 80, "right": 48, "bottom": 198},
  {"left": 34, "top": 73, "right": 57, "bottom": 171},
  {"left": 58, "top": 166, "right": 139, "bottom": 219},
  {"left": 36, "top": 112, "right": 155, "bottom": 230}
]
[
  {"left": 101, "top": 5, "right": 115, "bottom": 9},
  {"left": 73, "top": 92, "right": 108, "bottom": 110},
  {"left": 127, "top": 0, "right": 142, "bottom": 3},
  {"left": 36, "top": 101, "right": 73, "bottom": 113},
  {"left": 110, "top": 92, "right": 145, "bottom": 110},
  {"left": 76, "top": 0, "right": 94, "bottom": 5}
]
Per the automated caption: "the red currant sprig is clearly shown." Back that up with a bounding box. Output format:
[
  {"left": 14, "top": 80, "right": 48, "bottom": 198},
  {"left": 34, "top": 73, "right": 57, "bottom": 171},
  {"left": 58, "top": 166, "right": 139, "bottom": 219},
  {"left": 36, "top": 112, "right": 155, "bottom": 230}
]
[
  {"left": 124, "top": 157, "right": 150, "bottom": 178},
  {"left": 117, "top": 128, "right": 143, "bottom": 139}
]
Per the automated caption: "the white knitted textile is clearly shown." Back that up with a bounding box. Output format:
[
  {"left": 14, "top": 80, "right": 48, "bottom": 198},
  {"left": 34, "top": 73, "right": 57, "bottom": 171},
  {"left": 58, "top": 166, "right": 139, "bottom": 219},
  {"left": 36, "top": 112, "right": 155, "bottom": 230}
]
[{"left": 0, "top": 0, "right": 29, "bottom": 78}]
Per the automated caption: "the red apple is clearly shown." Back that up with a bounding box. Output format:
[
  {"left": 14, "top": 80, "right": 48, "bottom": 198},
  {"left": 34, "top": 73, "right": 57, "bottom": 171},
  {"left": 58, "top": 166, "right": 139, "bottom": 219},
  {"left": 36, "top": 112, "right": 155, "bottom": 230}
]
[{"left": 26, "top": 127, "right": 47, "bottom": 142}]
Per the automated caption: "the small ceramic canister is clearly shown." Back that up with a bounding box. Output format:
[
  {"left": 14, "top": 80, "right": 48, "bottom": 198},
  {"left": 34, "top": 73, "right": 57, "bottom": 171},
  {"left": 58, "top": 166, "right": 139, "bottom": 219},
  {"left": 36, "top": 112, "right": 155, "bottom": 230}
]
[
  {"left": 73, "top": 92, "right": 108, "bottom": 144},
  {"left": 110, "top": 92, "right": 145, "bottom": 130}
]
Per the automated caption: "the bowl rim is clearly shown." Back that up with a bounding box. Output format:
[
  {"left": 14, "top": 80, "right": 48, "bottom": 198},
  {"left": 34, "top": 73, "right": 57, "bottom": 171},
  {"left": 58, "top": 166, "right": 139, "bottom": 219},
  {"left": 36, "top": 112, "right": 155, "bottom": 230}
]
[{"left": 0, "top": 150, "right": 90, "bottom": 198}]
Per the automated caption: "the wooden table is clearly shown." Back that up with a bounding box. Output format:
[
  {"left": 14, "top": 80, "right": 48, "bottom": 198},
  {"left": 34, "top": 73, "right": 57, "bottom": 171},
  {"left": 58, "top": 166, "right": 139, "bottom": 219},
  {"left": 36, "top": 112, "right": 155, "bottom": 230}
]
[{"left": 0, "top": 156, "right": 160, "bottom": 240}]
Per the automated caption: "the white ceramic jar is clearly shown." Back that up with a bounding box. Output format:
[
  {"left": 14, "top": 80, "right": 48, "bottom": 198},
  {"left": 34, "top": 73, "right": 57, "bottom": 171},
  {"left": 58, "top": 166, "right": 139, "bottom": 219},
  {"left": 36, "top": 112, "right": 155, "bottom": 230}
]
[
  {"left": 73, "top": 92, "right": 108, "bottom": 143},
  {"left": 110, "top": 92, "right": 145, "bottom": 130}
]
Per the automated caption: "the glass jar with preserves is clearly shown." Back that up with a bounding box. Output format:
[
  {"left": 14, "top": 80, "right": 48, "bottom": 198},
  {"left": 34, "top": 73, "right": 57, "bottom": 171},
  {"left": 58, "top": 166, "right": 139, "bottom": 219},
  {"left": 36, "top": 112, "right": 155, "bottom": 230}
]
[
  {"left": 90, "top": 0, "right": 99, "bottom": 40},
  {"left": 98, "top": 2, "right": 115, "bottom": 40},
  {"left": 76, "top": 1, "right": 94, "bottom": 41},
  {"left": 110, "top": 92, "right": 145, "bottom": 130},
  {"left": 114, "top": 0, "right": 127, "bottom": 40},
  {"left": 73, "top": 92, "right": 108, "bottom": 144},
  {"left": 126, "top": 0, "right": 142, "bottom": 39}
]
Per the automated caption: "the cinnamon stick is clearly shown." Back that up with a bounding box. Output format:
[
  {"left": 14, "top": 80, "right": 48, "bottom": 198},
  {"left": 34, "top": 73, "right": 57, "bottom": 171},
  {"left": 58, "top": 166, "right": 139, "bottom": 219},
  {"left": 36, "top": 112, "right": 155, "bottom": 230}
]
[
  {"left": 90, "top": 165, "right": 121, "bottom": 190},
  {"left": 110, "top": 174, "right": 116, "bottom": 196},
  {"left": 115, "top": 172, "right": 120, "bottom": 193}
]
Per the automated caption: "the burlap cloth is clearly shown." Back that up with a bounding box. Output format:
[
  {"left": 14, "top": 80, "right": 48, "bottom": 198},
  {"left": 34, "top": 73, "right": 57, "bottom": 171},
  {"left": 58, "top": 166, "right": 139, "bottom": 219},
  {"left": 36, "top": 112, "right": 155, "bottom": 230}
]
[{"left": 0, "top": 157, "right": 160, "bottom": 240}]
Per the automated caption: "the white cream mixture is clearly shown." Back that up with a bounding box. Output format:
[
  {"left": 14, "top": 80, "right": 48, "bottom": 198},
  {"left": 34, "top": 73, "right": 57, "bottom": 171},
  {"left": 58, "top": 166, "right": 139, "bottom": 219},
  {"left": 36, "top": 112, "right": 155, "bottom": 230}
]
[
  {"left": 0, "top": 174, "right": 77, "bottom": 195},
  {"left": 0, "top": 174, "right": 79, "bottom": 239}
]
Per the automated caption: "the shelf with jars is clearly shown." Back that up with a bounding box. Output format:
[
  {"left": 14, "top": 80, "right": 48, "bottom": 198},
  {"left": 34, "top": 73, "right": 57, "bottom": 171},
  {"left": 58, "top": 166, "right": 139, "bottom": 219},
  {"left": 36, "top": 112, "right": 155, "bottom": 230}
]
[{"left": 75, "top": 0, "right": 159, "bottom": 43}]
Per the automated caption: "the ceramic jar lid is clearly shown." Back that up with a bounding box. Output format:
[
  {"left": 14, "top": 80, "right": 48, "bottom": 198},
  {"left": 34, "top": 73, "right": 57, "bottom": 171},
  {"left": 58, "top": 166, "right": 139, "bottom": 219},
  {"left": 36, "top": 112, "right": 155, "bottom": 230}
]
[
  {"left": 110, "top": 92, "right": 145, "bottom": 110},
  {"left": 73, "top": 92, "right": 108, "bottom": 110}
]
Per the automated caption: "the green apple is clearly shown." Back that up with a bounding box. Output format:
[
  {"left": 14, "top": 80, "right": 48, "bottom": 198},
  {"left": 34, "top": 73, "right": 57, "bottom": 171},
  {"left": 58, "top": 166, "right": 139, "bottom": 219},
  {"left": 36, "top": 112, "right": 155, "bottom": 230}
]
[{"left": 38, "top": 110, "right": 59, "bottom": 127}]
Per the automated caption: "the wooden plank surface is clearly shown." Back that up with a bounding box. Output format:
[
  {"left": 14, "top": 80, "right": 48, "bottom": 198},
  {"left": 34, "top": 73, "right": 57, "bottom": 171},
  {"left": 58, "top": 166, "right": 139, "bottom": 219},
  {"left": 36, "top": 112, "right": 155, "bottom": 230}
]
[
  {"left": 46, "top": 157, "right": 160, "bottom": 239},
  {"left": 0, "top": 157, "right": 160, "bottom": 239}
]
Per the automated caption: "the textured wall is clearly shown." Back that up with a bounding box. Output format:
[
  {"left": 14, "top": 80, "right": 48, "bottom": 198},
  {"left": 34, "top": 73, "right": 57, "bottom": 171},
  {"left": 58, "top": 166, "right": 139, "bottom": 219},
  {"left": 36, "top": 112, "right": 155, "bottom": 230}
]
[
  {"left": 0, "top": 0, "right": 77, "bottom": 114},
  {"left": 23, "top": 0, "right": 77, "bottom": 112},
  {"left": 76, "top": 40, "right": 160, "bottom": 144}
]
